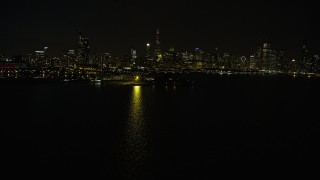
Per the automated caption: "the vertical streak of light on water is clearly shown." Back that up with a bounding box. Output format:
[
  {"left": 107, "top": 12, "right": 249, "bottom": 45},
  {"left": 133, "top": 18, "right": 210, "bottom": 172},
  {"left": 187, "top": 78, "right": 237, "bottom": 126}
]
[{"left": 120, "top": 86, "right": 149, "bottom": 179}]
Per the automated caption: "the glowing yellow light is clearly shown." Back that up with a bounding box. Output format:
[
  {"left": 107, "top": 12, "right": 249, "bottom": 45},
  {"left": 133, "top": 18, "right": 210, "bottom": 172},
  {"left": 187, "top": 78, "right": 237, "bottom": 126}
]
[
  {"left": 135, "top": 76, "right": 140, "bottom": 81},
  {"left": 133, "top": 86, "right": 141, "bottom": 99}
]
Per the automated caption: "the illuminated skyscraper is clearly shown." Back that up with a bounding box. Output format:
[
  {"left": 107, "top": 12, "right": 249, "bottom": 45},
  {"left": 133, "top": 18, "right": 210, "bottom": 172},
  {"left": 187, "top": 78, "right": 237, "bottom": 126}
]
[
  {"left": 213, "top": 47, "right": 221, "bottom": 66},
  {"left": 312, "top": 54, "right": 320, "bottom": 73},
  {"left": 249, "top": 55, "right": 256, "bottom": 70},
  {"left": 35, "top": 51, "right": 44, "bottom": 67},
  {"left": 277, "top": 50, "right": 286, "bottom": 71},
  {"left": 44, "top": 47, "right": 48, "bottom": 57},
  {"left": 269, "top": 50, "right": 277, "bottom": 71},
  {"left": 301, "top": 40, "right": 310, "bottom": 72},
  {"left": 104, "top": 53, "right": 112, "bottom": 67},
  {"left": 145, "top": 43, "right": 152, "bottom": 61},
  {"left": 302, "top": 41, "right": 309, "bottom": 64},
  {"left": 154, "top": 28, "right": 162, "bottom": 62},
  {"left": 182, "top": 51, "right": 190, "bottom": 62},
  {"left": 68, "top": 50, "right": 76, "bottom": 57},
  {"left": 130, "top": 49, "right": 137, "bottom": 65},
  {"left": 262, "top": 42, "right": 272, "bottom": 70},
  {"left": 78, "top": 32, "right": 90, "bottom": 65},
  {"left": 223, "top": 53, "right": 232, "bottom": 69},
  {"left": 67, "top": 50, "right": 76, "bottom": 67},
  {"left": 168, "top": 47, "right": 176, "bottom": 62},
  {"left": 194, "top": 48, "right": 202, "bottom": 61},
  {"left": 35, "top": 47, "right": 48, "bottom": 67},
  {"left": 44, "top": 46, "right": 50, "bottom": 67},
  {"left": 256, "top": 42, "right": 273, "bottom": 71}
]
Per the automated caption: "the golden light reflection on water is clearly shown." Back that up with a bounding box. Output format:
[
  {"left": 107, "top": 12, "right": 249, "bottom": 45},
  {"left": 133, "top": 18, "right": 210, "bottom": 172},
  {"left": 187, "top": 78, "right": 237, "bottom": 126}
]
[
  {"left": 127, "top": 86, "right": 144, "bottom": 146},
  {"left": 121, "top": 86, "right": 149, "bottom": 178}
]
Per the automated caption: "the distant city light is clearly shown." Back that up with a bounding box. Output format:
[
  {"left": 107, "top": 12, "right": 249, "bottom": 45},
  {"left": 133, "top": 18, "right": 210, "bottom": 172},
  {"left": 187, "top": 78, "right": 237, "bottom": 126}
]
[{"left": 1, "top": 30, "right": 319, "bottom": 80}]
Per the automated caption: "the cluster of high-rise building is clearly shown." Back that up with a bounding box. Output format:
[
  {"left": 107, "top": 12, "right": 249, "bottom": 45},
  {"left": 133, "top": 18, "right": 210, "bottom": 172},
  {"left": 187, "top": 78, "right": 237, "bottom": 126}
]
[
  {"left": 1, "top": 29, "right": 320, "bottom": 80},
  {"left": 248, "top": 42, "right": 320, "bottom": 74}
]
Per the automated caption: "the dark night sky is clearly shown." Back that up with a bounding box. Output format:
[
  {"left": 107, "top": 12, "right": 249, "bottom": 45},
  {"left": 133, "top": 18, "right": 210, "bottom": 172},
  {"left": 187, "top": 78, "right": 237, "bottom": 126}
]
[{"left": 0, "top": 0, "right": 319, "bottom": 58}]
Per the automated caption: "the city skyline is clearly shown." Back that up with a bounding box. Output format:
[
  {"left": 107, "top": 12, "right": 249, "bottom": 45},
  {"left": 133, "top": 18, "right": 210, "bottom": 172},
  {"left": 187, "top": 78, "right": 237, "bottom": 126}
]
[
  {"left": 0, "top": 28, "right": 319, "bottom": 60},
  {"left": 1, "top": 28, "right": 319, "bottom": 81},
  {"left": 1, "top": 0, "right": 319, "bottom": 58}
]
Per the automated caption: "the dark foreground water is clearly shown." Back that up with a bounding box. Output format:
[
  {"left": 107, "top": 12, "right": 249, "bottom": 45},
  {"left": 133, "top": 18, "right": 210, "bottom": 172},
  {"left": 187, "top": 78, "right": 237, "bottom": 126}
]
[{"left": 1, "top": 75, "right": 320, "bottom": 178}]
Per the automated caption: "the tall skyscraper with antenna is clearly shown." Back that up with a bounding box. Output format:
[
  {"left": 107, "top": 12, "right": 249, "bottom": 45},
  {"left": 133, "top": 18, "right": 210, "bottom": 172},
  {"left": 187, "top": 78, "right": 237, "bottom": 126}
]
[
  {"left": 154, "top": 28, "right": 162, "bottom": 62},
  {"left": 301, "top": 40, "right": 309, "bottom": 72}
]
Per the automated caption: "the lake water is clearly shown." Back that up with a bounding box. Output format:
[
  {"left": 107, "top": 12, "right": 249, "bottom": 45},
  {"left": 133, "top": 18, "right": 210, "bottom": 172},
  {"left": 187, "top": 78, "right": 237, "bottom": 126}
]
[{"left": 1, "top": 75, "right": 319, "bottom": 178}]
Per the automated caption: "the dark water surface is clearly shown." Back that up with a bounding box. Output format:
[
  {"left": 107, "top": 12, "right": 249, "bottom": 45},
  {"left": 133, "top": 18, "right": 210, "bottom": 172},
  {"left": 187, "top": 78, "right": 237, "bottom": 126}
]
[{"left": 1, "top": 76, "right": 319, "bottom": 178}]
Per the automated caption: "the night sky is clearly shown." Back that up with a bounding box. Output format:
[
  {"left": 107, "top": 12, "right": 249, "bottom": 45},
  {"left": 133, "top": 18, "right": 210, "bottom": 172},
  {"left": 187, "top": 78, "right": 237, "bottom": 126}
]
[{"left": 1, "top": 0, "right": 319, "bottom": 58}]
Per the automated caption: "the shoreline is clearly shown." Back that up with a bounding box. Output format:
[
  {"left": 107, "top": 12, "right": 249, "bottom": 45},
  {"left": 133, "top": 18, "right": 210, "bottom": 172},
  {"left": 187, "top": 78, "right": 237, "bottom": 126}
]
[{"left": 0, "top": 72, "right": 319, "bottom": 87}]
